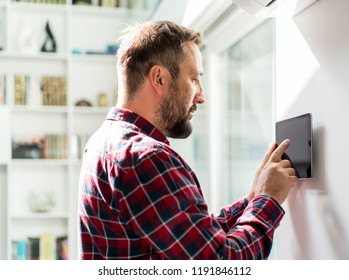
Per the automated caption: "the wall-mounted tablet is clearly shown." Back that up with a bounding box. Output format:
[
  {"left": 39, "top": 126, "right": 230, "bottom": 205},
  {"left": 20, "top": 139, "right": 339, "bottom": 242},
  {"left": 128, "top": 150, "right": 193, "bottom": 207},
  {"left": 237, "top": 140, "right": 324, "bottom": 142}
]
[{"left": 275, "top": 113, "right": 312, "bottom": 179}]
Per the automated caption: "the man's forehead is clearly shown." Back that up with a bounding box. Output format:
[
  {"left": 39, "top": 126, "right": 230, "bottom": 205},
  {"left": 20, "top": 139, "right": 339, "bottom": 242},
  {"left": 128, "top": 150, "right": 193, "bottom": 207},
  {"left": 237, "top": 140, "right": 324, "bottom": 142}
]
[{"left": 181, "top": 42, "right": 203, "bottom": 73}]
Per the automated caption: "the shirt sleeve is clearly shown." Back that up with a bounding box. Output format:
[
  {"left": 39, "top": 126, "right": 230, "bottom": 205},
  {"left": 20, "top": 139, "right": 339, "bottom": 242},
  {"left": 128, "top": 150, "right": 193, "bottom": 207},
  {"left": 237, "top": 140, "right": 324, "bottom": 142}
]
[
  {"left": 119, "top": 149, "right": 285, "bottom": 260},
  {"left": 213, "top": 197, "right": 249, "bottom": 233}
]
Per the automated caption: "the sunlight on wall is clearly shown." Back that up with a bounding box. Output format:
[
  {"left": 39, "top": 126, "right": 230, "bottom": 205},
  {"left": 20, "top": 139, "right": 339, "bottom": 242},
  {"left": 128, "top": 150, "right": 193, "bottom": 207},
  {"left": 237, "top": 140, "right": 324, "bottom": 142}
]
[
  {"left": 275, "top": 16, "right": 320, "bottom": 119},
  {"left": 182, "top": 0, "right": 212, "bottom": 26}
]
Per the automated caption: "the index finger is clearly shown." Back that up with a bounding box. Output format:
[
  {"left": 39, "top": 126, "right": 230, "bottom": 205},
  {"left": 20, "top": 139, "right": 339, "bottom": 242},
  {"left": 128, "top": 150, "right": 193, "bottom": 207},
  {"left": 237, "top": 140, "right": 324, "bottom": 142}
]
[{"left": 270, "top": 139, "right": 291, "bottom": 162}]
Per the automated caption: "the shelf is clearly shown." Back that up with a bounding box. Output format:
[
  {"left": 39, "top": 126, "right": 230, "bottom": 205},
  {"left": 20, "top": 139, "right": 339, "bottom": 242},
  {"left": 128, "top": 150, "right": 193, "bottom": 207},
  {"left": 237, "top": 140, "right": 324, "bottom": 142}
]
[
  {"left": 71, "top": 53, "right": 115, "bottom": 62},
  {"left": 11, "top": 159, "right": 69, "bottom": 166},
  {"left": 72, "top": 106, "right": 109, "bottom": 114},
  {"left": 8, "top": 2, "right": 150, "bottom": 19},
  {"left": 0, "top": 51, "right": 68, "bottom": 60},
  {"left": 9, "top": 106, "right": 110, "bottom": 115},
  {"left": 11, "top": 106, "right": 69, "bottom": 114},
  {"left": 10, "top": 2, "right": 67, "bottom": 12},
  {"left": 0, "top": 51, "right": 116, "bottom": 61},
  {"left": 71, "top": 4, "right": 129, "bottom": 17},
  {"left": 11, "top": 212, "right": 69, "bottom": 219},
  {"left": 10, "top": 105, "right": 109, "bottom": 114}
]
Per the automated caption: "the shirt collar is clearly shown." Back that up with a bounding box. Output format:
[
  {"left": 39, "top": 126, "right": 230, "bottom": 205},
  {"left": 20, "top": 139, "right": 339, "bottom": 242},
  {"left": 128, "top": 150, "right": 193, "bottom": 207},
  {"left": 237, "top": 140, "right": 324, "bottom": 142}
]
[{"left": 106, "top": 107, "right": 170, "bottom": 145}]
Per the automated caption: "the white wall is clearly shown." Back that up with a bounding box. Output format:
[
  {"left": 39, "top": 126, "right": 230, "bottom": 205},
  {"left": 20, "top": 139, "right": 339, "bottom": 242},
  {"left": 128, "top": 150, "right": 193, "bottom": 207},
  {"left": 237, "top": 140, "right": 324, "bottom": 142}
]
[
  {"left": 157, "top": 0, "right": 349, "bottom": 259},
  {"left": 275, "top": 0, "right": 349, "bottom": 259}
]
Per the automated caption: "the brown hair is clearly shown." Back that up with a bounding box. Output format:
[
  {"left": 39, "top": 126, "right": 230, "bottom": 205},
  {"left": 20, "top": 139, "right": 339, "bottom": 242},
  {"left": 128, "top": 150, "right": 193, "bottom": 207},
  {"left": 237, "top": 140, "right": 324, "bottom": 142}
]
[{"left": 116, "top": 20, "right": 202, "bottom": 98}]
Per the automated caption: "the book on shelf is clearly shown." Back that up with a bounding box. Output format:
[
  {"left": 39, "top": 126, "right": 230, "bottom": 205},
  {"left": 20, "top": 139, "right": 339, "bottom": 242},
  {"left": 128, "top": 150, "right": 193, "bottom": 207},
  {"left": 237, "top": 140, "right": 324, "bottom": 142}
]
[
  {"left": 11, "top": 133, "right": 92, "bottom": 160},
  {"left": 72, "top": 0, "right": 123, "bottom": 7},
  {"left": 28, "top": 237, "right": 40, "bottom": 260},
  {"left": 12, "top": 74, "right": 67, "bottom": 107},
  {"left": 12, "top": 240, "right": 27, "bottom": 260},
  {"left": 11, "top": 235, "right": 68, "bottom": 260},
  {"left": 13, "top": 74, "right": 42, "bottom": 106},
  {"left": 72, "top": 0, "right": 92, "bottom": 5},
  {"left": 14, "top": 74, "right": 29, "bottom": 106},
  {"left": 0, "top": 74, "right": 7, "bottom": 105},
  {"left": 56, "top": 235, "right": 69, "bottom": 260},
  {"left": 40, "top": 234, "right": 56, "bottom": 260},
  {"left": 100, "top": 0, "right": 118, "bottom": 8},
  {"left": 12, "top": 134, "right": 68, "bottom": 159},
  {"left": 11, "top": 0, "right": 67, "bottom": 4},
  {"left": 41, "top": 76, "right": 67, "bottom": 106},
  {"left": 42, "top": 134, "right": 68, "bottom": 159},
  {"left": 70, "top": 133, "right": 90, "bottom": 160}
]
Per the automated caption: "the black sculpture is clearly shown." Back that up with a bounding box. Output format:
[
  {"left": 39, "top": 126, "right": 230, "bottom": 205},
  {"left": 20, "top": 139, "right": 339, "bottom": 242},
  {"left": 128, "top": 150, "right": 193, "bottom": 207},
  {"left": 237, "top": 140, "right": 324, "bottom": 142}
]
[{"left": 41, "top": 21, "right": 57, "bottom": 53}]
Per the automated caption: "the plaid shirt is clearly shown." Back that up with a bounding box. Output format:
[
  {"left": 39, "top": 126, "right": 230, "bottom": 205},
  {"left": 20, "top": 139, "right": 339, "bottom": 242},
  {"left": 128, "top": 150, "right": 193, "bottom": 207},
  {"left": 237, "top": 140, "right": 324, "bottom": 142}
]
[{"left": 78, "top": 107, "right": 285, "bottom": 260}]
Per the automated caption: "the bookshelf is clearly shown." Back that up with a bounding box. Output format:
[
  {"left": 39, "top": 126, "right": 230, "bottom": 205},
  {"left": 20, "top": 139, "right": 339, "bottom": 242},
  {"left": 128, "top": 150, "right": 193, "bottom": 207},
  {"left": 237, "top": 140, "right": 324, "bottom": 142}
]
[{"left": 0, "top": 0, "right": 160, "bottom": 260}]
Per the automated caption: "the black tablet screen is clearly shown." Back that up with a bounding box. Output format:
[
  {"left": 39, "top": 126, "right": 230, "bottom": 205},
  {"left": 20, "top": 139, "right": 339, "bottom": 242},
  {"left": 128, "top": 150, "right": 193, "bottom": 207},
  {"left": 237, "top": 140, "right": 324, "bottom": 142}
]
[{"left": 276, "top": 113, "right": 312, "bottom": 179}]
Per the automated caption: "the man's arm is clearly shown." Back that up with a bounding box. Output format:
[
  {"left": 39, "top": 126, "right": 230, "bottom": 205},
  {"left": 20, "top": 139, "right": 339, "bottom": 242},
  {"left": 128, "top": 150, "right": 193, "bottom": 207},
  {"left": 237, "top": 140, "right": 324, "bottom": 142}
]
[
  {"left": 213, "top": 197, "right": 249, "bottom": 233},
  {"left": 119, "top": 149, "right": 284, "bottom": 259}
]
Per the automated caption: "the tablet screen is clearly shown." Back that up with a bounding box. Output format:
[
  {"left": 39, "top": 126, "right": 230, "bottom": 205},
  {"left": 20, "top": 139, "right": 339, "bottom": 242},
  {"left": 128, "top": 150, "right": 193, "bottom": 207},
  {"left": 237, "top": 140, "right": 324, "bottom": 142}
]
[{"left": 275, "top": 113, "right": 312, "bottom": 179}]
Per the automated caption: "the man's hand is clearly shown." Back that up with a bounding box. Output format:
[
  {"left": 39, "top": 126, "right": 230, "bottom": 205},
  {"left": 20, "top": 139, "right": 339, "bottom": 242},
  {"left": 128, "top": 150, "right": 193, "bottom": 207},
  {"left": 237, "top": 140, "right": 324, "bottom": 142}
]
[{"left": 248, "top": 139, "right": 298, "bottom": 205}]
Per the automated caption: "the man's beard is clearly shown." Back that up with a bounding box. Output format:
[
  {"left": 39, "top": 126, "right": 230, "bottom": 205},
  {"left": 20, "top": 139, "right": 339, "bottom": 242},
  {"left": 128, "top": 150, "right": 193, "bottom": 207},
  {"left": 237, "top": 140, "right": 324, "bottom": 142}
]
[{"left": 156, "top": 81, "right": 194, "bottom": 139}]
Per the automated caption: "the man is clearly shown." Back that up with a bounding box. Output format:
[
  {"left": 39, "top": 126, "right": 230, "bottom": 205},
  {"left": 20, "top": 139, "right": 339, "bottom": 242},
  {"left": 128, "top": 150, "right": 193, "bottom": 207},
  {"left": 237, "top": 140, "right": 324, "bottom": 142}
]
[{"left": 78, "top": 20, "right": 297, "bottom": 260}]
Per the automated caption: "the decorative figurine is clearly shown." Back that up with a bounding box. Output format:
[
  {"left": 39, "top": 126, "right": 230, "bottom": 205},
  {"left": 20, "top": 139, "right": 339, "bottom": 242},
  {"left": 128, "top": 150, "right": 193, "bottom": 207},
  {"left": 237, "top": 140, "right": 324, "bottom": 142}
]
[
  {"left": 18, "top": 22, "right": 37, "bottom": 53},
  {"left": 98, "top": 92, "right": 108, "bottom": 107},
  {"left": 41, "top": 21, "right": 57, "bottom": 53},
  {"left": 75, "top": 99, "right": 92, "bottom": 106},
  {"left": 29, "top": 191, "right": 55, "bottom": 213}
]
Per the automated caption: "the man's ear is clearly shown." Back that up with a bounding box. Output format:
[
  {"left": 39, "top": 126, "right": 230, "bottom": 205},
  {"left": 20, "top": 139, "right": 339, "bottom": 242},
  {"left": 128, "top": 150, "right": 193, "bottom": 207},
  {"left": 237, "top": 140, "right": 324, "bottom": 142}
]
[{"left": 149, "top": 65, "right": 168, "bottom": 94}]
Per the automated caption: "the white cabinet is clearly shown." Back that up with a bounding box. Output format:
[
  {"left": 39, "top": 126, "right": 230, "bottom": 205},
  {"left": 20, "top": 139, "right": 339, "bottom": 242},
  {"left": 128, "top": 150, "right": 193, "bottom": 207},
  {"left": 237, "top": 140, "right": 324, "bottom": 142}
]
[{"left": 0, "top": 0, "right": 158, "bottom": 260}]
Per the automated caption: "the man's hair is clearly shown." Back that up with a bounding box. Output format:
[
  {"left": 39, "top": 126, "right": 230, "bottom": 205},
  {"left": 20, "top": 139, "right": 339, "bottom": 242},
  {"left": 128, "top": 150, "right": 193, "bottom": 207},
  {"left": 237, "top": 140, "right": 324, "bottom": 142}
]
[{"left": 116, "top": 20, "right": 202, "bottom": 98}]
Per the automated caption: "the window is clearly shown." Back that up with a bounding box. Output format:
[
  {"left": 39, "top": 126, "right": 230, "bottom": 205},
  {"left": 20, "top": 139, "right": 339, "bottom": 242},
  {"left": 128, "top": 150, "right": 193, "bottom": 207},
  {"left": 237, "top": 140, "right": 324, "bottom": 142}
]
[{"left": 219, "top": 19, "right": 275, "bottom": 205}]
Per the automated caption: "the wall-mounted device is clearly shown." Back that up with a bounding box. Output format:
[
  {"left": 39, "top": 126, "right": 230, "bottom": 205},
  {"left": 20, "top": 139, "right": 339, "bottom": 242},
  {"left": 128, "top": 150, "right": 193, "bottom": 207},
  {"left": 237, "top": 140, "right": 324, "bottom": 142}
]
[
  {"left": 233, "top": 0, "right": 318, "bottom": 17},
  {"left": 275, "top": 113, "right": 312, "bottom": 179}
]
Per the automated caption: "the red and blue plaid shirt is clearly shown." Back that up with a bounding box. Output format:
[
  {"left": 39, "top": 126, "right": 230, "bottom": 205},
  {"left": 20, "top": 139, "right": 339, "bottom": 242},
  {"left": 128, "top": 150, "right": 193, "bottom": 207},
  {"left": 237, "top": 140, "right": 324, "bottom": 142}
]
[{"left": 78, "top": 107, "right": 285, "bottom": 260}]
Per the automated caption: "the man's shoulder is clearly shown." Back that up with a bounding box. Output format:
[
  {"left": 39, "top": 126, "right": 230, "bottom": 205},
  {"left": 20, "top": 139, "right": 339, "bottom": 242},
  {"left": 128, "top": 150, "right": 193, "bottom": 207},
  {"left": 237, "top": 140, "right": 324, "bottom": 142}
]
[{"left": 103, "top": 121, "right": 174, "bottom": 163}]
